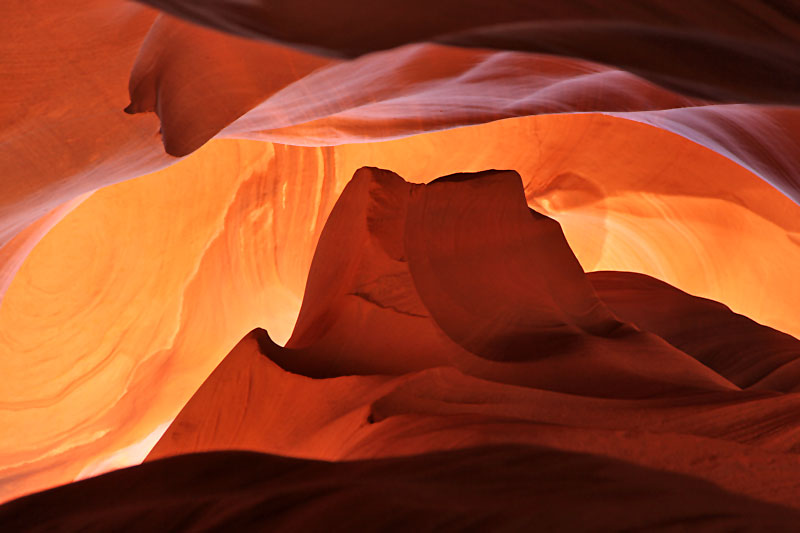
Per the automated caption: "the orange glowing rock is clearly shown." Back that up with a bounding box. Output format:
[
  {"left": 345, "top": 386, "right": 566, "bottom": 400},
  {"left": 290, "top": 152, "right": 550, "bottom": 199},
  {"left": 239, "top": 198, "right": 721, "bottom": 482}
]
[
  {"left": 2, "top": 1, "right": 800, "bottom": 528},
  {"left": 141, "top": 169, "right": 800, "bottom": 513},
  {"left": 3, "top": 113, "right": 800, "bottom": 505},
  {"left": 5, "top": 168, "right": 800, "bottom": 529}
]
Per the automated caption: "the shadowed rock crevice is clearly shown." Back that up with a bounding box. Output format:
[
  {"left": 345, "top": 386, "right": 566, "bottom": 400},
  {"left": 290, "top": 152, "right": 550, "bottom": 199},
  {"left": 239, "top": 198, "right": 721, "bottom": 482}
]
[{"left": 5, "top": 446, "right": 800, "bottom": 531}]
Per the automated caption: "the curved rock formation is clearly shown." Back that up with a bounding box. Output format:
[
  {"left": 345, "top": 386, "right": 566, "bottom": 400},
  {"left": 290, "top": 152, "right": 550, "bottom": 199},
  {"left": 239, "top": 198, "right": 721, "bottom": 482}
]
[
  {"left": 137, "top": 0, "right": 800, "bottom": 104},
  {"left": 589, "top": 271, "right": 800, "bottom": 392},
  {"left": 4, "top": 447, "right": 800, "bottom": 531},
  {"left": 138, "top": 170, "right": 800, "bottom": 514},
  {"left": 5, "top": 168, "right": 800, "bottom": 530},
  {"left": 2, "top": 1, "right": 800, "bottom": 529},
  {"left": 3, "top": 113, "right": 800, "bottom": 505}
]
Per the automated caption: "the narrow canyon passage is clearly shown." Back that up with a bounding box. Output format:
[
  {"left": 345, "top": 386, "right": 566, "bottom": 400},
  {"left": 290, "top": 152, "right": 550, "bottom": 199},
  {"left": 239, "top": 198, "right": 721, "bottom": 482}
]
[{"left": 2, "top": 0, "right": 800, "bottom": 530}]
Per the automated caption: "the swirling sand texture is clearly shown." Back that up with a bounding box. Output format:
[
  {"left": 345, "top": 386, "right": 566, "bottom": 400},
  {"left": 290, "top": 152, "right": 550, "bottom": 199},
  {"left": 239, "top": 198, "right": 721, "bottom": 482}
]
[{"left": 1, "top": 1, "right": 800, "bottom": 530}]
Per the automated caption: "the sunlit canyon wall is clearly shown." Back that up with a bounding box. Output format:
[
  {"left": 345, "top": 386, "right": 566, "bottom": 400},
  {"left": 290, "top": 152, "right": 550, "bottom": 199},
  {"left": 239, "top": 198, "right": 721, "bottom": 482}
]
[{"left": 1, "top": 0, "right": 800, "bottom": 530}]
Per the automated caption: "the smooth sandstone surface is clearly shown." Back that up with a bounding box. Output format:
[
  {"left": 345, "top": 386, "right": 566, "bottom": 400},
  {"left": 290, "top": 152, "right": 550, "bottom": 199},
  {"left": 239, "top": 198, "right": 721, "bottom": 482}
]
[
  {"left": 143, "top": 171, "right": 800, "bottom": 513},
  {"left": 2, "top": 1, "right": 800, "bottom": 529},
  {"left": 5, "top": 170, "right": 800, "bottom": 530},
  {"left": 2, "top": 116, "right": 800, "bottom": 505},
  {"left": 5, "top": 447, "right": 800, "bottom": 532}
]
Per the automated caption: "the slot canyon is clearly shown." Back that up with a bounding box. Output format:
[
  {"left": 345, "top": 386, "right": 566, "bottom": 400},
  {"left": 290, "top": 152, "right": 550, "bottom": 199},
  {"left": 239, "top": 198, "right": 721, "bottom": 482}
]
[{"left": 1, "top": 0, "right": 800, "bottom": 530}]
